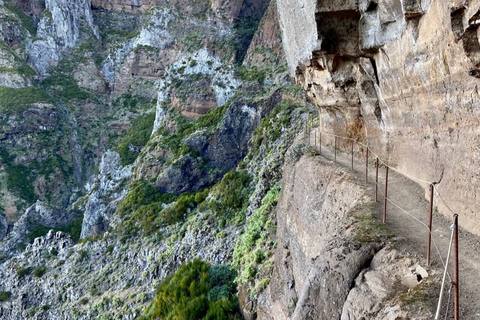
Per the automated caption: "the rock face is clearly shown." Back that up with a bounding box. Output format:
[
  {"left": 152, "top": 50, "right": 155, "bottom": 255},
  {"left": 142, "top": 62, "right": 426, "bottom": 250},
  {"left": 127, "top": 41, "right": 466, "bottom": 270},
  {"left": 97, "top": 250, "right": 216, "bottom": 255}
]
[
  {"left": 27, "top": 0, "right": 98, "bottom": 75},
  {"left": 0, "top": 201, "right": 72, "bottom": 257},
  {"left": 257, "top": 154, "right": 379, "bottom": 319},
  {"left": 277, "top": 0, "right": 480, "bottom": 236},
  {"left": 155, "top": 92, "right": 279, "bottom": 195},
  {"left": 92, "top": 0, "right": 165, "bottom": 12},
  {"left": 255, "top": 153, "right": 434, "bottom": 319},
  {"left": 80, "top": 150, "right": 132, "bottom": 238},
  {"left": 341, "top": 246, "right": 430, "bottom": 319},
  {"left": 0, "top": 214, "right": 7, "bottom": 241}
]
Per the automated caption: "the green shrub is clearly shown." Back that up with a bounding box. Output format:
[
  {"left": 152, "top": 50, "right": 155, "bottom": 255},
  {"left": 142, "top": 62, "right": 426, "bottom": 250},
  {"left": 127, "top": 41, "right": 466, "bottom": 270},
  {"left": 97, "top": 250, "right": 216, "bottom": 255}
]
[
  {"left": 0, "top": 146, "right": 36, "bottom": 203},
  {"left": 232, "top": 16, "right": 262, "bottom": 63},
  {"left": 116, "top": 181, "right": 176, "bottom": 219},
  {"left": 233, "top": 185, "right": 280, "bottom": 288},
  {"left": 77, "top": 250, "right": 89, "bottom": 262},
  {"left": 116, "top": 113, "right": 156, "bottom": 166},
  {"left": 5, "top": 4, "right": 37, "bottom": 34},
  {"left": 141, "top": 260, "right": 241, "bottom": 320},
  {"left": 208, "top": 170, "right": 252, "bottom": 222},
  {"left": 0, "top": 291, "right": 11, "bottom": 302},
  {"left": 33, "top": 266, "right": 47, "bottom": 278},
  {"left": 235, "top": 66, "right": 266, "bottom": 84},
  {"left": 42, "top": 75, "right": 90, "bottom": 101},
  {"left": 16, "top": 266, "right": 32, "bottom": 278},
  {"left": 106, "top": 245, "right": 114, "bottom": 254}
]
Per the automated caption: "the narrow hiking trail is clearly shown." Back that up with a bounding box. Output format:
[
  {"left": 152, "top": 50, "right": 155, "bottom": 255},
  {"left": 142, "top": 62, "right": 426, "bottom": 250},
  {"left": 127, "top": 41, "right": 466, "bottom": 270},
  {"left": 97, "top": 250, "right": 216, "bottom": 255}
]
[{"left": 307, "top": 128, "right": 480, "bottom": 319}]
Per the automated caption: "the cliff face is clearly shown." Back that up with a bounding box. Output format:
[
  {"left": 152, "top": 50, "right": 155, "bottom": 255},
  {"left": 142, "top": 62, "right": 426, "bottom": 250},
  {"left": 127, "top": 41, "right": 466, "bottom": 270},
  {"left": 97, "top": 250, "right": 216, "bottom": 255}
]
[
  {"left": 0, "top": 0, "right": 297, "bottom": 317},
  {"left": 277, "top": 0, "right": 480, "bottom": 236},
  {"left": 27, "top": 0, "right": 99, "bottom": 76},
  {"left": 253, "top": 152, "right": 435, "bottom": 319}
]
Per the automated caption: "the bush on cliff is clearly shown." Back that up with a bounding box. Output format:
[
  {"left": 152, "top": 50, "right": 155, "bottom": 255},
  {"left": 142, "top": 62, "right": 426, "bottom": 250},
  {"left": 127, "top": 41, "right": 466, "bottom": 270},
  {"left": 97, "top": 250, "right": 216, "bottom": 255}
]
[{"left": 141, "top": 259, "right": 242, "bottom": 320}]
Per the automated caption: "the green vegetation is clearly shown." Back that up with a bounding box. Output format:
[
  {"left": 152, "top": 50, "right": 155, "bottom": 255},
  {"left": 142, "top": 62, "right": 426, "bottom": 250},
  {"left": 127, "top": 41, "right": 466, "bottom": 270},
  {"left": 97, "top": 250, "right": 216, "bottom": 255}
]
[
  {"left": 235, "top": 66, "right": 266, "bottom": 85},
  {"left": 352, "top": 203, "right": 393, "bottom": 243},
  {"left": 77, "top": 250, "right": 89, "bottom": 262},
  {"left": 116, "top": 181, "right": 176, "bottom": 219},
  {"left": 207, "top": 170, "right": 252, "bottom": 225},
  {"left": 116, "top": 113, "right": 156, "bottom": 166},
  {"left": 184, "top": 32, "right": 204, "bottom": 52},
  {"left": 26, "top": 214, "right": 84, "bottom": 243},
  {"left": 0, "top": 291, "right": 11, "bottom": 302},
  {"left": 232, "top": 185, "right": 280, "bottom": 292},
  {"left": 248, "top": 99, "right": 298, "bottom": 160},
  {"left": 0, "top": 86, "right": 51, "bottom": 114},
  {"left": 0, "top": 42, "right": 36, "bottom": 78},
  {"left": 118, "top": 180, "right": 210, "bottom": 236},
  {"left": 33, "top": 266, "right": 47, "bottom": 278},
  {"left": 0, "top": 146, "right": 36, "bottom": 203},
  {"left": 152, "top": 103, "right": 229, "bottom": 161},
  {"left": 5, "top": 4, "right": 37, "bottom": 35},
  {"left": 113, "top": 93, "right": 156, "bottom": 113},
  {"left": 16, "top": 266, "right": 33, "bottom": 278},
  {"left": 42, "top": 75, "right": 90, "bottom": 101},
  {"left": 141, "top": 260, "right": 242, "bottom": 320},
  {"left": 232, "top": 16, "right": 262, "bottom": 63}
]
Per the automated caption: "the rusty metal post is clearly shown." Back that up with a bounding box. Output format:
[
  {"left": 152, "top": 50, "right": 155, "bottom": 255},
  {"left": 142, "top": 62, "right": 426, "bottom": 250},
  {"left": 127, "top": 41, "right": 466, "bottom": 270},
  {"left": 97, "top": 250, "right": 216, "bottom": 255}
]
[
  {"left": 375, "top": 157, "right": 379, "bottom": 202},
  {"left": 334, "top": 136, "right": 337, "bottom": 163},
  {"left": 319, "top": 132, "right": 321, "bottom": 155},
  {"left": 304, "top": 122, "right": 307, "bottom": 142},
  {"left": 454, "top": 214, "right": 459, "bottom": 320},
  {"left": 351, "top": 140, "right": 354, "bottom": 171},
  {"left": 383, "top": 166, "right": 389, "bottom": 224},
  {"left": 365, "top": 147, "right": 369, "bottom": 183},
  {"left": 427, "top": 184, "right": 434, "bottom": 266},
  {"left": 308, "top": 123, "right": 311, "bottom": 146}
]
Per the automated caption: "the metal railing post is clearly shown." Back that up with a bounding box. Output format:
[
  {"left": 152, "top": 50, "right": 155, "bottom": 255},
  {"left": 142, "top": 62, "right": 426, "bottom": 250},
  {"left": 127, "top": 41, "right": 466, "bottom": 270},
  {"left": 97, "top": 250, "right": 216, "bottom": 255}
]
[
  {"left": 375, "top": 157, "right": 379, "bottom": 202},
  {"left": 454, "top": 214, "right": 459, "bottom": 320},
  {"left": 383, "top": 166, "right": 389, "bottom": 223},
  {"left": 334, "top": 136, "right": 337, "bottom": 163},
  {"left": 365, "top": 147, "right": 369, "bottom": 183},
  {"left": 427, "top": 184, "right": 434, "bottom": 266},
  {"left": 351, "top": 140, "right": 354, "bottom": 171},
  {"left": 308, "top": 125, "right": 311, "bottom": 146},
  {"left": 319, "top": 132, "right": 321, "bottom": 155}
]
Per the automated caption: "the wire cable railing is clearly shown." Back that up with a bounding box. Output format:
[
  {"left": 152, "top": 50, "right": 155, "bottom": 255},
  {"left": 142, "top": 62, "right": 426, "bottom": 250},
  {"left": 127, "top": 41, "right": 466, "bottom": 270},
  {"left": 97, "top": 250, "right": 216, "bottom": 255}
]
[{"left": 303, "top": 123, "right": 460, "bottom": 319}]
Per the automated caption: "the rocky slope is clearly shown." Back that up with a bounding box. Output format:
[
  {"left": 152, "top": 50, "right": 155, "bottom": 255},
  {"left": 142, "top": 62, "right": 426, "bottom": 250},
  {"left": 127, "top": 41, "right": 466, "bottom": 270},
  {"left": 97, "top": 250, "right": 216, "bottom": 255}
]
[{"left": 277, "top": 0, "right": 480, "bottom": 236}]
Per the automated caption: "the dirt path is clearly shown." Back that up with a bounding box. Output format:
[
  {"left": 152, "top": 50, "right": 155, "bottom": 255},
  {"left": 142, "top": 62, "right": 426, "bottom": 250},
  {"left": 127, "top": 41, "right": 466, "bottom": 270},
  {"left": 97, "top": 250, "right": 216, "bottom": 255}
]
[{"left": 307, "top": 130, "right": 480, "bottom": 319}]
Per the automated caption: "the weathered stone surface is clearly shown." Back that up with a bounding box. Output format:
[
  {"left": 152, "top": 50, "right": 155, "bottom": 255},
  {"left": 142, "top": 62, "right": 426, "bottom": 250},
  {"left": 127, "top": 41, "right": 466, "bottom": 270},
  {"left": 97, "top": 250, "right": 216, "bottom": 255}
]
[
  {"left": 156, "top": 97, "right": 272, "bottom": 194},
  {"left": 153, "top": 48, "right": 242, "bottom": 133},
  {"left": 0, "top": 214, "right": 7, "bottom": 241},
  {"left": 244, "top": 0, "right": 285, "bottom": 68},
  {"left": 276, "top": 0, "right": 318, "bottom": 75},
  {"left": 73, "top": 60, "right": 108, "bottom": 93},
  {"left": 278, "top": 0, "right": 480, "bottom": 236},
  {"left": 92, "top": 0, "right": 165, "bottom": 12},
  {"left": 27, "top": 0, "right": 99, "bottom": 75},
  {"left": 257, "top": 154, "right": 380, "bottom": 319},
  {"left": 80, "top": 150, "right": 132, "bottom": 238},
  {"left": 341, "top": 245, "right": 432, "bottom": 319}
]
